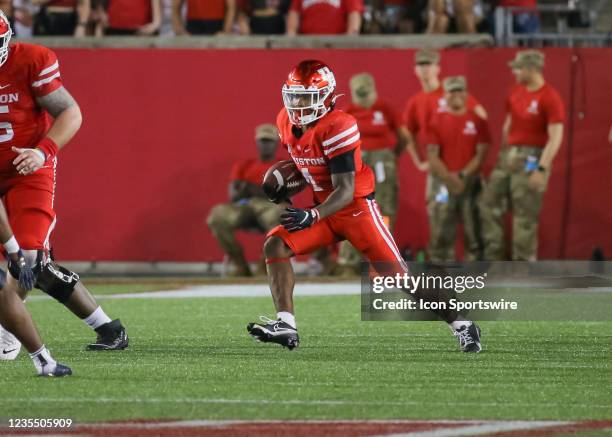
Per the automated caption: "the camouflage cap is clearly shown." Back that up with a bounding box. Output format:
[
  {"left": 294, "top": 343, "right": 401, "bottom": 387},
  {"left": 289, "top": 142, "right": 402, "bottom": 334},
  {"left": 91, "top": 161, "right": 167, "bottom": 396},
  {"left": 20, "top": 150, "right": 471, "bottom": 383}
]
[
  {"left": 443, "top": 76, "right": 467, "bottom": 92},
  {"left": 414, "top": 49, "right": 440, "bottom": 65},
  {"left": 350, "top": 72, "right": 376, "bottom": 93},
  {"left": 508, "top": 50, "right": 545, "bottom": 70},
  {"left": 255, "top": 124, "right": 278, "bottom": 141}
]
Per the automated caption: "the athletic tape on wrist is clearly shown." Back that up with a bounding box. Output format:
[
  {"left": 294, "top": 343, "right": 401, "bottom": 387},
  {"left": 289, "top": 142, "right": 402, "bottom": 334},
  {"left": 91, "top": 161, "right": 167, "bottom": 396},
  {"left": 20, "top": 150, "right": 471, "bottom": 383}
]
[
  {"left": 3, "top": 236, "right": 19, "bottom": 254},
  {"left": 36, "top": 137, "right": 59, "bottom": 161}
]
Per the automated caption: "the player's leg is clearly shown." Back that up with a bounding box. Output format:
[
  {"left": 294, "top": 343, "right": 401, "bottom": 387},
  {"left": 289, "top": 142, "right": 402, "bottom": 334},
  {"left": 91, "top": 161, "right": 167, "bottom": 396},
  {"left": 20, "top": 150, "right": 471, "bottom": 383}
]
[
  {"left": 5, "top": 176, "right": 128, "bottom": 351},
  {"left": 479, "top": 151, "right": 511, "bottom": 261},
  {"left": 341, "top": 197, "right": 482, "bottom": 352},
  {"left": 247, "top": 220, "right": 338, "bottom": 349},
  {"left": 0, "top": 274, "right": 72, "bottom": 376},
  {"left": 207, "top": 202, "right": 254, "bottom": 276}
]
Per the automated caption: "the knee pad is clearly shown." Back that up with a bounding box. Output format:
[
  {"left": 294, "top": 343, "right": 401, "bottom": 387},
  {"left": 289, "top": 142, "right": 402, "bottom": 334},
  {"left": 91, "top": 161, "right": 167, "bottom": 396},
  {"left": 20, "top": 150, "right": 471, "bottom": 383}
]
[{"left": 35, "top": 261, "right": 80, "bottom": 303}]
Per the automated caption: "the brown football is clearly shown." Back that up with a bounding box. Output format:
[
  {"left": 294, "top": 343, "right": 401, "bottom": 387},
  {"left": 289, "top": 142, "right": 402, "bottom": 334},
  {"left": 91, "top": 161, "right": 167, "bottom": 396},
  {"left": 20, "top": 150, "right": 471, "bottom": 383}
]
[{"left": 262, "top": 160, "right": 308, "bottom": 202}]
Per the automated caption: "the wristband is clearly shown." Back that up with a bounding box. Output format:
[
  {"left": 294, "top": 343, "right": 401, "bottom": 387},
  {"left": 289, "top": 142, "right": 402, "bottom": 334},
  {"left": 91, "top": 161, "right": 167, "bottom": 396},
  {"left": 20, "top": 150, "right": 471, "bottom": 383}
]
[
  {"left": 36, "top": 137, "right": 59, "bottom": 162},
  {"left": 4, "top": 236, "right": 20, "bottom": 254}
]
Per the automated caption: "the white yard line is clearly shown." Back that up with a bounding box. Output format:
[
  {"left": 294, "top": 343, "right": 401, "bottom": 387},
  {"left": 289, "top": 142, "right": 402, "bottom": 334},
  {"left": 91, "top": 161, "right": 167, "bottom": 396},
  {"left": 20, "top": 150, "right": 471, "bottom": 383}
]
[{"left": 374, "top": 421, "right": 570, "bottom": 437}]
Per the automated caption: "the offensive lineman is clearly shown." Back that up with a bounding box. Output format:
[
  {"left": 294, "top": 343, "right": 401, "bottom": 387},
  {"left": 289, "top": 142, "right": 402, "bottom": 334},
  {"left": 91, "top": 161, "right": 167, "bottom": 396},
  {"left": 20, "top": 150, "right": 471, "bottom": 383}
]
[
  {"left": 0, "top": 12, "right": 128, "bottom": 361},
  {"left": 247, "top": 60, "right": 482, "bottom": 353}
]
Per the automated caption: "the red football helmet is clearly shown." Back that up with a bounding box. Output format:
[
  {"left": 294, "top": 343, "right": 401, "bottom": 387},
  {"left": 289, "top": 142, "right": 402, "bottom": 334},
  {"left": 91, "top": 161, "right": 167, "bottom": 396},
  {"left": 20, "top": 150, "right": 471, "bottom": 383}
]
[
  {"left": 0, "top": 11, "right": 11, "bottom": 67},
  {"left": 282, "top": 60, "right": 337, "bottom": 127}
]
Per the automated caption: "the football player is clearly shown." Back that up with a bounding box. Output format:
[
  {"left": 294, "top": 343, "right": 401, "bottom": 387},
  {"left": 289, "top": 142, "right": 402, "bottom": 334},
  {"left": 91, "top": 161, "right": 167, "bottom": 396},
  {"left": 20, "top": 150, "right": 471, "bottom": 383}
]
[
  {"left": 0, "top": 199, "right": 72, "bottom": 376},
  {"left": 0, "top": 11, "right": 128, "bottom": 361},
  {"left": 247, "top": 60, "right": 482, "bottom": 353}
]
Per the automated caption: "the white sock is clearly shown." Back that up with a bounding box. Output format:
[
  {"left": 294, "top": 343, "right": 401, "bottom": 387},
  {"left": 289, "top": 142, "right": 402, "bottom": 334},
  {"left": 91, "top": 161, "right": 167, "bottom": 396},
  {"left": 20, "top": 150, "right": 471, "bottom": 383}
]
[
  {"left": 277, "top": 311, "right": 296, "bottom": 329},
  {"left": 29, "top": 345, "right": 57, "bottom": 375},
  {"left": 450, "top": 319, "right": 472, "bottom": 331},
  {"left": 82, "top": 306, "right": 112, "bottom": 330}
]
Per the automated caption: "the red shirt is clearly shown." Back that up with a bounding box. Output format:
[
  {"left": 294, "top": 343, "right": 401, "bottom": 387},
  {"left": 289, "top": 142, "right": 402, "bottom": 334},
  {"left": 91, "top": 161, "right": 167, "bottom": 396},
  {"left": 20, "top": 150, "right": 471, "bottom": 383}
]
[
  {"left": 277, "top": 108, "right": 374, "bottom": 204},
  {"left": 108, "top": 0, "right": 152, "bottom": 29},
  {"left": 187, "top": 0, "right": 226, "bottom": 21},
  {"left": 426, "top": 110, "right": 491, "bottom": 171},
  {"left": 403, "top": 85, "right": 480, "bottom": 145},
  {"left": 0, "top": 43, "right": 62, "bottom": 175},
  {"left": 290, "top": 0, "right": 364, "bottom": 34},
  {"left": 345, "top": 100, "right": 402, "bottom": 151},
  {"left": 230, "top": 159, "right": 272, "bottom": 185},
  {"left": 506, "top": 83, "right": 565, "bottom": 147}
]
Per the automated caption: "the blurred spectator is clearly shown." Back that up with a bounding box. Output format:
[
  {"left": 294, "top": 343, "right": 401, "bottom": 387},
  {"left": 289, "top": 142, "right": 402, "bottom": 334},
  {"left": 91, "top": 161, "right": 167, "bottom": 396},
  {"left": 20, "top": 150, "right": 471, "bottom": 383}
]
[
  {"left": 13, "top": 0, "right": 35, "bottom": 36},
  {"left": 497, "top": 0, "right": 539, "bottom": 34},
  {"left": 172, "top": 0, "right": 236, "bottom": 35},
  {"left": 286, "top": 0, "right": 363, "bottom": 35},
  {"left": 206, "top": 124, "right": 281, "bottom": 277},
  {"left": 427, "top": 0, "right": 481, "bottom": 33},
  {"left": 364, "top": 0, "right": 423, "bottom": 34},
  {"left": 96, "top": 0, "right": 161, "bottom": 36},
  {"left": 31, "top": 0, "right": 90, "bottom": 37},
  {"left": 237, "top": 0, "right": 290, "bottom": 34}
]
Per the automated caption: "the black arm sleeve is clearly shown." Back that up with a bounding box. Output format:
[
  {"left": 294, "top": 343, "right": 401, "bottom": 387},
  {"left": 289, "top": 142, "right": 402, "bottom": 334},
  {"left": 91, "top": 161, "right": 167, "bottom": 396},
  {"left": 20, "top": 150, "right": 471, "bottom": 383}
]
[{"left": 328, "top": 149, "right": 356, "bottom": 174}]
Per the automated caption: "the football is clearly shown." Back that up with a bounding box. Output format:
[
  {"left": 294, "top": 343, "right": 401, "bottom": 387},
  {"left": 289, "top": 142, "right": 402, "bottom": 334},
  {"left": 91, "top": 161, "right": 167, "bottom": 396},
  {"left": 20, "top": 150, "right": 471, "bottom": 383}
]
[{"left": 262, "top": 159, "right": 308, "bottom": 202}]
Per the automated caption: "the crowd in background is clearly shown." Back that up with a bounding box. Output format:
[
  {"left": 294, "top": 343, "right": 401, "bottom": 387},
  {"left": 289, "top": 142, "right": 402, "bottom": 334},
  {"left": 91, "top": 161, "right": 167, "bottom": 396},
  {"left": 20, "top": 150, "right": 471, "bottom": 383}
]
[{"left": 0, "top": 0, "right": 541, "bottom": 39}]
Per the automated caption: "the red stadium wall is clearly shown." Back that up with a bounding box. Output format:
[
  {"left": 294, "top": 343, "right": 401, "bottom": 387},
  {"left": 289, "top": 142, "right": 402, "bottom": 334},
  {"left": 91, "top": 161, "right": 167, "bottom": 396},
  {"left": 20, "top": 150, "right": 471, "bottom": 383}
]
[{"left": 49, "top": 47, "right": 612, "bottom": 262}]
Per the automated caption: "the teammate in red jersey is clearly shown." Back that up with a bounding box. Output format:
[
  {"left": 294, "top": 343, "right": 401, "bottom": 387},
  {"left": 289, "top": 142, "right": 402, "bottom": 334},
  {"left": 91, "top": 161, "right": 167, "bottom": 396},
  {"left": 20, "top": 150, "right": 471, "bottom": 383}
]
[
  {"left": 0, "top": 12, "right": 128, "bottom": 360},
  {"left": 247, "top": 60, "right": 482, "bottom": 353}
]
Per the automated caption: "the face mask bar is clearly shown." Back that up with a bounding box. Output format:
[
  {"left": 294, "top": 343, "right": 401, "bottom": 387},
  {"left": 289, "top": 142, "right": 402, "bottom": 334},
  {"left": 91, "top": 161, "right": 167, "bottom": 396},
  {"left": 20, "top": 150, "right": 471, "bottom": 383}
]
[
  {"left": 0, "top": 20, "right": 11, "bottom": 67},
  {"left": 282, "top": 86, "right": 333, "bottom": 126}
]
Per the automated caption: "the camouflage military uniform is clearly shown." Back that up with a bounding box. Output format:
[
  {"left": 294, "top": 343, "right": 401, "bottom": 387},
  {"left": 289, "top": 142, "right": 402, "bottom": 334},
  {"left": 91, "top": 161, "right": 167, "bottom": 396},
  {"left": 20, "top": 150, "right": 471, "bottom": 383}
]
[
  {"left": 479, "top": 146, "right": 548, "bottom": 261},
  {"left": 207, "top": 196, "right": 282, "bottom": 261},
  {"left": 427, "top": 174, "right": 482, "bottom": 261}
]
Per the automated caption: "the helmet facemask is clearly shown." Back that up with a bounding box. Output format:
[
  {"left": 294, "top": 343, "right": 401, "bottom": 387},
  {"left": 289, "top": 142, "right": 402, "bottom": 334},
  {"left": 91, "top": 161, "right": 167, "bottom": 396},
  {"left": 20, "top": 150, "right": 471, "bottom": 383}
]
[
  {"left": 282, "top": 85, "right": 334, "bottom": 127},
  {"left": 0, "top": 12, "right": 11, "bottom": 67}
]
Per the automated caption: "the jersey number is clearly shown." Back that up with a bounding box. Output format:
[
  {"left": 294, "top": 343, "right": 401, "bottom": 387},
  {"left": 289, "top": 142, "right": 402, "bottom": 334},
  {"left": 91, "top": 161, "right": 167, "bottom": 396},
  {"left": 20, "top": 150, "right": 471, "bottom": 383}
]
[
  {"left": 0, "top": 106, "right": 14, "bottom": 142},
  {"left": 301, "top": 168, "right": 323, "bottom": 192}
]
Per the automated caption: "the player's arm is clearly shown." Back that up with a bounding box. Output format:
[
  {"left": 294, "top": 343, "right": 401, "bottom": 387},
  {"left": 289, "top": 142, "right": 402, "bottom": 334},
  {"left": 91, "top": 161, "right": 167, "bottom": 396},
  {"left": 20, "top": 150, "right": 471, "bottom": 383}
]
[
  {"left": 13, "top": 87, "right": 82, "bottom": 175},
  {"left": 281, "top": 151, "right": 355, "bottom": 232}
]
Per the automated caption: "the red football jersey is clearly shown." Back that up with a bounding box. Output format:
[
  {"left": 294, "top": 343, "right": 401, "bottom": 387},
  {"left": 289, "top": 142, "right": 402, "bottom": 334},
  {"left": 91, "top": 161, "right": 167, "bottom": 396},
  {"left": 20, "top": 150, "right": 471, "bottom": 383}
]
[
  {"left": 0, "top": 43, "right": 63, "bottom": 175},
  {"left": 230, "top": 158, "right": 273, "bottom": 186},
  {"left": 506, "top": 83, "right": 565, "bottom": 147},
  {"left": 403, "top": 86, "right": 480, "bottom": 145},
  {"left": 345, "top": 100, "right": 402, "bottom": 151},
  {"left": 426, "top": 110, "right": 491, "bottom": 171},
  {"left": 290, "top": 0, "right": 364, "bottom": 34},
  {"left": 276, "top": 108, "right": 374, "bottom": 204}
]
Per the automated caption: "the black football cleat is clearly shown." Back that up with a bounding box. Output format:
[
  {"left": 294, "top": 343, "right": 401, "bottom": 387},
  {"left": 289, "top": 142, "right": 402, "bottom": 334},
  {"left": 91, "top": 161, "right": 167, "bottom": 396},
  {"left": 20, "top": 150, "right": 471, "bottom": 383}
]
[
  {"left": 247, "top": 316, "right": 300, "bottom": 350},
  {"left": 453, "top": 323, "right": 482, "bottom": 353},
  {"left": 39, "top": 363, "right": 72, "bottom": 378},
  {"left": 87, "top": 319, "right": 129, "bottom": 351}
]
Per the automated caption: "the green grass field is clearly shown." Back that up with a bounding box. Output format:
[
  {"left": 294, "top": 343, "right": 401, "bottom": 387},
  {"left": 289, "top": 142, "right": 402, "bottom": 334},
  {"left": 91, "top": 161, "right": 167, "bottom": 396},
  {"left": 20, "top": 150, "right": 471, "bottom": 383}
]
[{"left": 1, "top": 282, "right": 611, "bottom": 424}]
